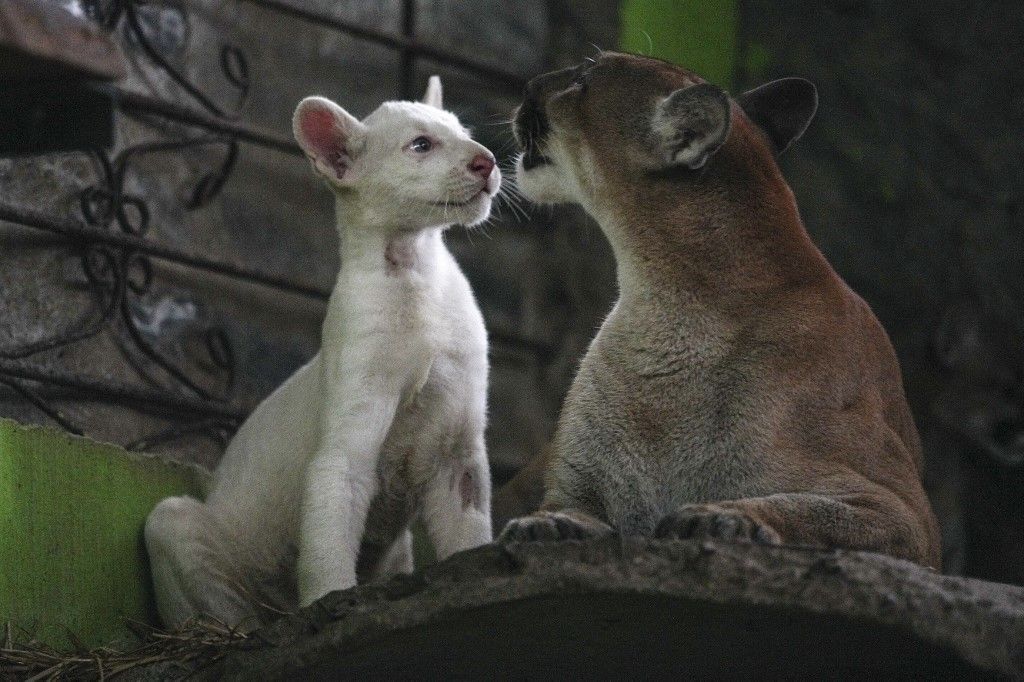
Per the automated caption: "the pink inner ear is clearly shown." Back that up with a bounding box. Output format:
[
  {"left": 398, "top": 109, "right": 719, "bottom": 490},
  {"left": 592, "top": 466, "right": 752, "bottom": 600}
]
[{"left": 299, "top": 107, "right": 347, "bottom": 178}]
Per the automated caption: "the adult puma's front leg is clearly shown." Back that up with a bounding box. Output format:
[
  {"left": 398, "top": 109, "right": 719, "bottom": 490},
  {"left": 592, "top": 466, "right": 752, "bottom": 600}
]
[{"left": 658, "top": 490, "right": 939, "bottom": 568}]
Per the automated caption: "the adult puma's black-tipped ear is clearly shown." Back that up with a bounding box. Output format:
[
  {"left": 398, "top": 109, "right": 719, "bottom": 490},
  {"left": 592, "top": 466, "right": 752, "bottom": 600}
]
[
  {"left": 652, "top": 83, "right": 731, "bottom": 170},
  {"left": 737, "top": 77, "right": 817, "bottom": 155}
]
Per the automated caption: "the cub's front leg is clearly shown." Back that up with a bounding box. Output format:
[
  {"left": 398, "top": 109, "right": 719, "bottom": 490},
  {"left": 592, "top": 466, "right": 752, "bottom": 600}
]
[{"left": 296, "top": 380, "right": 401, "bottom": 608}]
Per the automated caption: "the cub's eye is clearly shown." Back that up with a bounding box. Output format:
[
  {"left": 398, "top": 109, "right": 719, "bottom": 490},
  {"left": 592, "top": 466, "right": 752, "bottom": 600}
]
[{"left": 409, "top": 136, "right": 433, "bottom": 153}]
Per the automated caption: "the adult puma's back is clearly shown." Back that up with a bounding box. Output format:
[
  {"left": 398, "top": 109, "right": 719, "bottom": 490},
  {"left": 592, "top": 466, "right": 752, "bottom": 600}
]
[{"left": 500, "top": 52, "right": 940, "bottom": 567}]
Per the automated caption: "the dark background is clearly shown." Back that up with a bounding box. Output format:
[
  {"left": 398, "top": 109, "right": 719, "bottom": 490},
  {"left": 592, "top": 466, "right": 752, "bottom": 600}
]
[
  {"left": 1, "top": 0, "right": 1020, "bottom": 585},
  {"left": 741, "top": 0, "right": 1024, "bottom": 583}
]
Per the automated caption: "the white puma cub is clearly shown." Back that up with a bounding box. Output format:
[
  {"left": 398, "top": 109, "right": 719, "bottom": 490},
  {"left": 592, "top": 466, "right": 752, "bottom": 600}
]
[{"left": 145, "top": 77, "right": 500, "bottom": 630}]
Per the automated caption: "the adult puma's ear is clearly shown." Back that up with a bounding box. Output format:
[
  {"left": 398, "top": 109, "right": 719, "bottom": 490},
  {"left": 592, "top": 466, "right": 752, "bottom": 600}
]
[
  {"left": 292, "top": 96, "right": 364, "bottom": 185},
  {"left": 422, "top": 75, "right": 443, "bottom": 109},
  {"left": 737, "top": 77, "right": 817, "bottom": 155},
  {"left": 652, "top": 83, "right": 731, "bottom": 170}
]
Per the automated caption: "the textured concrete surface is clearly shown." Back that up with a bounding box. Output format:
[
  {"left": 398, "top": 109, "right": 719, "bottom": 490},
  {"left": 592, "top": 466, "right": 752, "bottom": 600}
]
[{"left": 121, "top": 538, "right": 1023, "bottom": 679}]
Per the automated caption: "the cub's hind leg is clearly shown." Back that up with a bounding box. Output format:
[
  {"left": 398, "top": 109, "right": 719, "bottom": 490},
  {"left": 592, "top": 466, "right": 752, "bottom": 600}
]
[
  {"left": 422, "top": 450, "right": 492, "bottom": 559},
  {"left": 144, "top": 496, "right": 262, "bottom": 631},
  {"left": 372, "top": 528, "right": 415, "bottom": 577}
]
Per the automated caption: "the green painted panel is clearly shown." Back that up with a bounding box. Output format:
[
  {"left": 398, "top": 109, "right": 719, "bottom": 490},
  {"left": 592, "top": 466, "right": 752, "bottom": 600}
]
[
  {"left": 620, "top": 0, "right": 738, "bottom": 87},
  {"left": 0, "top": 419, "right": 205, "bottom": 646},
  {"left": 743, "top": 41, "right": 773, "bottom": 82}
]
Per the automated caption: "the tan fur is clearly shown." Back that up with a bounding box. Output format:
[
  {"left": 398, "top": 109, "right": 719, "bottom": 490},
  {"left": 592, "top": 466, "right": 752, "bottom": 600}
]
[
  {"left": 500, "top": 53, "right": 941, "bottom": 568},
  {"left": 491, "top": 444, "right": 552, "bottom": 532}
]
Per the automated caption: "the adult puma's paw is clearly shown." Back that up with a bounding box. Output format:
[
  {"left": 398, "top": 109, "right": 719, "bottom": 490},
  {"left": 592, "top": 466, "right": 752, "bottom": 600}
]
[
  {"left": 498, "top": 511, "right": 615, "bottom": 543},
  {"left": 655, "top": 504, "right": 781, "bottom": 545}
]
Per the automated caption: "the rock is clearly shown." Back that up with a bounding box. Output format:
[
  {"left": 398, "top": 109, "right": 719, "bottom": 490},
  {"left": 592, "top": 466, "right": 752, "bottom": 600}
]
[{"left": 148, "top": 539, "right": 1023, "bottom": 679}]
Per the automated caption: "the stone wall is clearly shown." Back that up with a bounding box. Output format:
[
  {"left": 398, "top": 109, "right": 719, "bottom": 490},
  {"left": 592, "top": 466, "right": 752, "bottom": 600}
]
[{"left": 0, "top": 1, "right": 619, "bottom": 478}]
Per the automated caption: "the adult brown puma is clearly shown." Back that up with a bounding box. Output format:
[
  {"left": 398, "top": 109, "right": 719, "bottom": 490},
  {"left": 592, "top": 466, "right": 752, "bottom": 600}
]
[{"left": 499, "top": 52, "right": 941, "bottom": 568}]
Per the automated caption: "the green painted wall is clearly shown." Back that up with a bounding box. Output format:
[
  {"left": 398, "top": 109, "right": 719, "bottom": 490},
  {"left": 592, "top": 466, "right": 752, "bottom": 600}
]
[
  {"left": 0, "top": 419, "right": 205, "bottom": 646},
  {"left": 620, "top": 0, "right": 738, "bottom": 87}
]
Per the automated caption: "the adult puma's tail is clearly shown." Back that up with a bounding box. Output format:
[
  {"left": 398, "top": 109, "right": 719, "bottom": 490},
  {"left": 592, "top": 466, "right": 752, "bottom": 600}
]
[{"left": 491, "top": 445, "right": 552, "bottom": 532}]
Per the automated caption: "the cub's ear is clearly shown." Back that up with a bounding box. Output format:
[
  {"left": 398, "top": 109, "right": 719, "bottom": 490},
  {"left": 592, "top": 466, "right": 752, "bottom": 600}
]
[
  {"left": 737, "top": 77, "right": 817, "bottom": 155},
  {"left": 652, "top": 83, "right": 731, "bottom": 170},
  {"left": 292, "top": 96, "right": 364, "bottom": 185},
  {"left": 422, "top": 75, "right": 443, "bottom": 109}
]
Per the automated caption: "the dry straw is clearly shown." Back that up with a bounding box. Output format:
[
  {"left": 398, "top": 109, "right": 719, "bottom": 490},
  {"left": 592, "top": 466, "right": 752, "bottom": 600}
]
[{"left": 0, "top": 617, "right": 248, "bottom": 681}]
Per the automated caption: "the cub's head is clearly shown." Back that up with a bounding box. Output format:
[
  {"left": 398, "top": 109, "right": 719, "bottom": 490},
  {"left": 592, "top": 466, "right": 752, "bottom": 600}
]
[
  {"left": 293, "top": 76, "right": 501, "bottom": 229},
  {"left": 513, "top": 52, "right": 816, "bottom": 208}
]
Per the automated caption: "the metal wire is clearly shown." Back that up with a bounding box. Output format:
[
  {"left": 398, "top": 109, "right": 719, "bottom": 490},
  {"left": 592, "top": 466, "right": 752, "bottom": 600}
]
[{"left": 236, "top": 0, "right": 527, "bottom": 92}]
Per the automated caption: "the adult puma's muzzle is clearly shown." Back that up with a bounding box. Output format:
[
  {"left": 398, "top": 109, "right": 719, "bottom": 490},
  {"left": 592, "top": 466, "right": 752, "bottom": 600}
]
[
  {"left": 514, "top": 97, "right": 551, "bottom": 170},
  {"left": 515, "top": 66, "right": 578, "bottom": 170}
]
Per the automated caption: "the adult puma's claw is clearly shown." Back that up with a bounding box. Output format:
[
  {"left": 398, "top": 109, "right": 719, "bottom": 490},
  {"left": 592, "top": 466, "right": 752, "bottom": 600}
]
[{"left": 655, "top": 504, "right": 781, "bottom": 545}]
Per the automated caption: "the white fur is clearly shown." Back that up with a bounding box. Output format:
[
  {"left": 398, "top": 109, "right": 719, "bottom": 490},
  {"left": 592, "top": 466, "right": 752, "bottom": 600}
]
[
  {"left": 422, "top": 75, "right": 443, "bottom": 109},
  {"left": 145, "top": 79, "right": 499, "bottom": 629},
  {"left": 514, "top": 135, "right": 590, "bottom": 207}
]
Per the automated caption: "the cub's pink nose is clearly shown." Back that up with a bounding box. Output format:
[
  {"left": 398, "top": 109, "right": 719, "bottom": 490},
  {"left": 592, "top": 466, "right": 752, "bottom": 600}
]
[{"left": 468, "top": 153, "right": 495, "bottom": 180}]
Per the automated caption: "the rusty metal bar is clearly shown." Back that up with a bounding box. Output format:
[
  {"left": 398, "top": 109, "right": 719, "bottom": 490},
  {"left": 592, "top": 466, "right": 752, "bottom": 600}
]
[
  {"left": 399, "top": 0, "right": 416, "bottom": 100},
  {"left": 235, "top": 0, "right": 527, "bottom": 91},
  {"left": 0, "top": 362, "right": 249, "bottom": 421},
  {"left": 109, "top": 87, "right": 301, "bottom": 156},
  {"left": 0, "top": 0, "right": 126, "bottom": 81},
  {"left": 0, "top": 200, "right": 330, "bottom": 300}
]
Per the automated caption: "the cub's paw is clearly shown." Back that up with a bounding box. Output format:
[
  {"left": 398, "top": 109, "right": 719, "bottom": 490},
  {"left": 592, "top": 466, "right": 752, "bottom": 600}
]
[
  {"left": 655, "top": 504, "right": 781, "bottom": 545},
  {"left": 498, "top": 511, "right": 615, "bottom": 543}
]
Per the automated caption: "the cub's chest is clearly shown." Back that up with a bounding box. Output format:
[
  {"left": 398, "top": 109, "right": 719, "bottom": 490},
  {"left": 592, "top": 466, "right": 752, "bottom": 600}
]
[
  {"left": 401, "top": 356, "right": 434, "bottom": 409},
  {"left": 332, "top": 271, "right": 445, "bottom": 341}
]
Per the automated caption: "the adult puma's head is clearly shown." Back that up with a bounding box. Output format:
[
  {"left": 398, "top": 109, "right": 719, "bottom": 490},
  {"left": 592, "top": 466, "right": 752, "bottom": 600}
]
[
  {"left": 294, "top": 76, "right": 501, "bottom": 230},
  {"left": 513, "top": 52, "right": 817, "bottom": 210}
]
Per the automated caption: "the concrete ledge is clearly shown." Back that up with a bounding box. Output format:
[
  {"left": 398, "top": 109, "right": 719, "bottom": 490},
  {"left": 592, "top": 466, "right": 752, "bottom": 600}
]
[
  {"left": 189, "top": 538, "right": 1024, "bottom": 680},
  {"left": 0, "top": 419, "right": 205, "bottom": 646}
]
